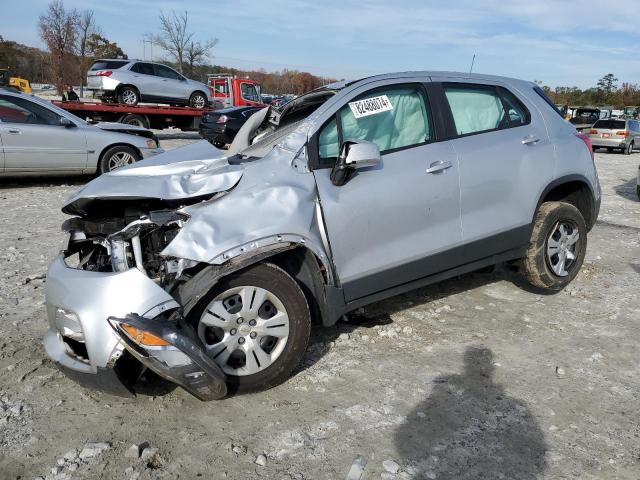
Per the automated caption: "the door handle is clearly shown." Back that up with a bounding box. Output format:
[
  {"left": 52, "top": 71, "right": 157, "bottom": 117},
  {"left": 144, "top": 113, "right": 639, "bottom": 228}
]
[
  {"left": 522, "top": 135, "right": 540, "bottom": 145},
  {"left": 4, "top": 127, "right": 21, "bottom": 134},
  {"left": 426, "top": 160, "right": 453, "bottom": 174}
]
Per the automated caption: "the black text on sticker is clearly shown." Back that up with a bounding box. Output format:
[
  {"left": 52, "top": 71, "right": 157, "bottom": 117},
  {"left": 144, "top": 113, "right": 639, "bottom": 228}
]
[{"left": 349, "top": 95, "right": 393, "bottom": 119}]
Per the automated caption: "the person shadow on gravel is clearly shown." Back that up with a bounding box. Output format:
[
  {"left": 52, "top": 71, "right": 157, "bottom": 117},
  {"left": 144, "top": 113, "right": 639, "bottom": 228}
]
[{"left": 395, "top": 346, "right": 547, "bottom": 479}]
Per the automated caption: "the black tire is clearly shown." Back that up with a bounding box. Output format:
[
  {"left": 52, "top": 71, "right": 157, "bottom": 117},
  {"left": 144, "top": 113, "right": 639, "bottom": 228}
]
[
  {"left": 520, "top": 201, "right": 587, "bottom": 291},
  {"left": 189, "top": 263, "right": 311, "bottom": 395},
  {"left": 98, "top": 145, "right": 139, "bottom": 174},
  {"left": 636, "top": 185, "right": 640, "bottom": 201},
  {"left": 117, "top": 86, "right": 139, "bottom": 105},
  {"left": 120, "top": 114, "right": 149, "bottom": 129},
  {"left": 624, "top": 142, "right": 634, "bottom": 155},
  {"left": 189, "top": 91, "right": 208, "bottom": 109}
]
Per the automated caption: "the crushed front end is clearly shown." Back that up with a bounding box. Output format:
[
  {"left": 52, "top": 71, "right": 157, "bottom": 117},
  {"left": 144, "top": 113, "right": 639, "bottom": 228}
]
[{"left": 44, "top": 206, "right": 227, "bottom": 400}]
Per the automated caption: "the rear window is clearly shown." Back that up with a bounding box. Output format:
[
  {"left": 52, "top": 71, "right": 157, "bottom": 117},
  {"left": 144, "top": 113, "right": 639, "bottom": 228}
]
[
  {"left": 593, "top": 119, "right": 626, "bottom": 130},
  {"left": 533, "top": 86, "right": 564, "bottom": 118},
  {"left": 90, "top": 60, "right": 128, "bottom": 71}
]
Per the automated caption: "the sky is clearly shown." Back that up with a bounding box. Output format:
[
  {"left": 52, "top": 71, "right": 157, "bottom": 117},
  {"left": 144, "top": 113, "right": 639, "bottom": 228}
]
[{"left": 3, "top": 0, "right": 640, "bottom": 89}]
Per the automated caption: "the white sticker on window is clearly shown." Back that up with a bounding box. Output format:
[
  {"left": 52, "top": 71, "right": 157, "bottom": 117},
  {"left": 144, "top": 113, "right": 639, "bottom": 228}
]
[{"left": 348, "top": 95, "right": 393, "bottom": 119}]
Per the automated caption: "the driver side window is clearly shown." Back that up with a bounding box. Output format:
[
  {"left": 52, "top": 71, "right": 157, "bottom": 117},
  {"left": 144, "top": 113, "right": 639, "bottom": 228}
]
[
  {"left": 318, "top": 85, "right": 433, "bottom": 164},
  {"left": 0, "top": 96, "right": 60, "bottom": 125}
]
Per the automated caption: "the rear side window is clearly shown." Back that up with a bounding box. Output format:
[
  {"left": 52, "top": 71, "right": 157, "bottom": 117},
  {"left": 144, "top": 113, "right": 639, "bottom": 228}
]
[
  {"left": 318, "top": 85, "right": 433, "bottom": 163},
  {"left": 90, "top": 60, "right": 128, "bottom": 71},
  {"left": 444, "top": 85, "right": 508, "bottom": 135},
  {"left": 593, "top": 119, "right": 626, "bottom": 130},
  {"left": 533, "top": 85, "right": 564, "bottom": 118},
  {"left": 131, "top": 63, "right": 155, "bottom": 75}
]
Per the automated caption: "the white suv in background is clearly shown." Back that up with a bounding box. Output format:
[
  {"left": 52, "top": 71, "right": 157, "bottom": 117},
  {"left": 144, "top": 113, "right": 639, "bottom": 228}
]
[{"left": 87, "top": 59, "right": 212, "bottom": 109}]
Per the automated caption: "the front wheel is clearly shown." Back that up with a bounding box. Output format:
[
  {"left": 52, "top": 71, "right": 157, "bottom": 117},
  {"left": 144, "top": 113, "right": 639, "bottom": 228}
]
[
  {"left": 99, "top": 145, "right": 139, "bottom": 174},
  {"left": 520, "top": 201, "right": 587, "bottom": 290},
  {"left": 190, "top": 263, "right": 311, "bottom": 394},
  {"left": 189, "top": 91, "right": 208, "bottom": 109}
]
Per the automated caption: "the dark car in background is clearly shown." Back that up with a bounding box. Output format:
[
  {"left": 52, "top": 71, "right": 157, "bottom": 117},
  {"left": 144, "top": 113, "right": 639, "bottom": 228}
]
[
  {"left": 569, "top": 107, "right": 602, "bottom": 131},
  {"left": 198, "top": 106, "right": 263, "bottom": 148}
]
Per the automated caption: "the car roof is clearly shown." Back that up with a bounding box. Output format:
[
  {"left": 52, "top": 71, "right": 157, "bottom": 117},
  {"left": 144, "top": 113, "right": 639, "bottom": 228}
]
[{"left": 342, "top": 70, "right": 536, "bottom": 88}]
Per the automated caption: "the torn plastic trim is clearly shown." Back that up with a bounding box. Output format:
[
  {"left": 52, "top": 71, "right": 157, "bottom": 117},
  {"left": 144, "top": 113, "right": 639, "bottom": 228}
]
[{"left": 108, "top": 311, "right": 227, "bottom": 401}]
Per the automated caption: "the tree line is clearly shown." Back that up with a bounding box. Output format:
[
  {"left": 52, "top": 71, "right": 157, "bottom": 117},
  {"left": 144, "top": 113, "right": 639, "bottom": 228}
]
[
  {"left": 541, "top": 74, "right": 640, "bottom": 108},
  {"left": 0, "top": 0, "right": 334, "bottom": 96}
]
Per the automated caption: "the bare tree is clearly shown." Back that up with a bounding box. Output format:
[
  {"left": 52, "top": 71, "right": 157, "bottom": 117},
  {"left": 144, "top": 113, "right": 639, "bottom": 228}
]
[
  {"left": 76, "top": 10, "right": 100, "bottom": 96},
  {"left": 39, "top": 0, "right": 79, "bottom": 93},
  {"left": 152, "top": 11, "right": 217, "bottom": 75},
  {"left": 185, "top": 38, "right": 218, "bottom": 77}
]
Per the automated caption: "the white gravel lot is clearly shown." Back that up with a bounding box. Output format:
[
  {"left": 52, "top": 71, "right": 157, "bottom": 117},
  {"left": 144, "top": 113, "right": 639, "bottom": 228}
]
[{"left": 0, "top": 140, "right": 638, "bottom": 480}]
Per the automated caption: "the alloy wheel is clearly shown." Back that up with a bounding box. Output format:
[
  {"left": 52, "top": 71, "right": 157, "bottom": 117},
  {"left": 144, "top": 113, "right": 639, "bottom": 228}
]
[
  {"left": 107, "top": 151, "right": 136, "bottom": 171},
  {"left": 546, "top": 221, "right": 580, "bottom": 277},
  {"left": 197, "top": 286, "right": 290, "bottom": 376},
  {"left": 121, "top": 89, "right": 137, "bottom": 105}
]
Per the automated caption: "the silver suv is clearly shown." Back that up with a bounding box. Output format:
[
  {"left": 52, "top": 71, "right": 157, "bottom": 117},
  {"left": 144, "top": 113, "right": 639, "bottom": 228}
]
[
  {"left": 44, "top": 71, "right": 600, "bottom": 400},
  {"left": 87, "top": 59, "right": 212, "bottom": 108},
  {"left": 587, "top": 118, "right": 640, "bottom": 155}
]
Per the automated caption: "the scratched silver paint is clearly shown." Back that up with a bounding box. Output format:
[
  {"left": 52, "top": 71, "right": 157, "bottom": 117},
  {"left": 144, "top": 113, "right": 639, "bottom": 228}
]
[{"left": 161, "top": 122, "right": 333, "bottom": 278}]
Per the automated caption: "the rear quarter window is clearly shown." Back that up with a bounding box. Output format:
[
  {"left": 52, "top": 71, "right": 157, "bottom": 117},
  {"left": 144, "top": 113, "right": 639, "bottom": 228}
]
[
  {"left": 533, "top": 86, "right": 564, "bottom": 118},
  {"left": 90, "top": 60, "right": 128, "bottom": 71}
]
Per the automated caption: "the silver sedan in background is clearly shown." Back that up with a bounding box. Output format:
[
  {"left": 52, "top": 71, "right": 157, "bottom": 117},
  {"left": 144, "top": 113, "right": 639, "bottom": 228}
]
[{"left": 0, "top": 89, "right": 164, "bottom": 176}]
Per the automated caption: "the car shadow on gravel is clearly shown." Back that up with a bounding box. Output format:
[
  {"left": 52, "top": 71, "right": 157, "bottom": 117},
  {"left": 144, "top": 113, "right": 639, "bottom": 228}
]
[
  {"left": 394, "top": 346, "right": 547, "bottom": 479},
  {"left": 0, "top": 177, "right": 87, "bottom": 189},
  {"left": 614, "top": 177, "right": 638, "bottom": 202},
  {"left": 298, "top": 265, "right": 549, "bottom": 372}
]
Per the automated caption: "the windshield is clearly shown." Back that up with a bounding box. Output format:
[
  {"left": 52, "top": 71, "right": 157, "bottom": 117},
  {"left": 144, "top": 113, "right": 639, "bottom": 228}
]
[
  {"left": 241, "top": 120, "right": 305, "bottom": 158},
  {"left": 576, "top": 109, "right": 599, "bottom": 117}
]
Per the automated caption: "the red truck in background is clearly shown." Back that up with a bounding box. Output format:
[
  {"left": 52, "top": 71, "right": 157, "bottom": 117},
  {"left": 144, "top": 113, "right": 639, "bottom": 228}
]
[
  {"left": 54, "top": 75, "right": 265, "bottom": 131},
  {"left": 208, "top": 74, "right": 265, "bottom": 109}
]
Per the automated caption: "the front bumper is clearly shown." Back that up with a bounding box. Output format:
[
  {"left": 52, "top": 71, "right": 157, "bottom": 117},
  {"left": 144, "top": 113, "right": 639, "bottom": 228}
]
[
  {"left": 44, "top": 255, "right": 178, "bottom": 387},
  {"left": 140, "top": 147, "right": 165, "bottom": 159},
  {"left": 44, "top": 254, "right": 227, "bottom": 400}
]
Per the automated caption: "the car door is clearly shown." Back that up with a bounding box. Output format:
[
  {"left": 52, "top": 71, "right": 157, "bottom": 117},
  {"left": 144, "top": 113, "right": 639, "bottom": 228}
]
[
  {"left": 154, "top": 64, "right": 187, "bottom": 101},
  {"left": 312, "top": 80, "right": 463, "bottom": 302},
  {"left": 0, "top": 94, "right": 87, "bottom": 172},
  {"left": 130, "top": 62, "right": 161, "bottom": 99},
  {"left": 432, "top": 79, "right": 554, "bottom": 261}
]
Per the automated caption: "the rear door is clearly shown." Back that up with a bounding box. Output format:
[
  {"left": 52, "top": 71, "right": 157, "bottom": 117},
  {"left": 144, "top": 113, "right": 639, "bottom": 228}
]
[
  {"left": 433, "top": 79, "right": 554, "bottom": 261},
  {"left": 0, "top": 95, "right": 87, "bottom": 172},
  {"left": 130, "top": 62, "right": 161, "bottom": 99},
  {"left": 312, "top": 80, "right": 463, "bottom": 301}
]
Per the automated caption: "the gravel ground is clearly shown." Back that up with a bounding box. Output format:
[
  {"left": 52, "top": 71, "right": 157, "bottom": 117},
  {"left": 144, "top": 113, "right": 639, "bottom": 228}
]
[{"left": 0, "top": 140, "right": 639, "bottom": 480}]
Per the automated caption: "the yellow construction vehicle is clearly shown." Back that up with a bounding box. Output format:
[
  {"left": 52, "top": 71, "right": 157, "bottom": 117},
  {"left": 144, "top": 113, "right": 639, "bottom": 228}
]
[{"left": 0, "top": 68, "right": 32, "bottom": 94}]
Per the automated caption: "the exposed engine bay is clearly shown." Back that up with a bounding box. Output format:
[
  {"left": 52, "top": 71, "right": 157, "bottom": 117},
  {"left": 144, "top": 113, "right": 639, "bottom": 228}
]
[{"left": 62, "top": 208, "right": 195, "bottom": 291}]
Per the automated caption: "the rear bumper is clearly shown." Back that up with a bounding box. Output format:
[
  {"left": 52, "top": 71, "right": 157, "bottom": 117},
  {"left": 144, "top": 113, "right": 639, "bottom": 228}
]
[
  {"left": 198, "top": 124, "right": 229, "bottom": 143},
  {"left": 590, "top": 138, "right": 627, "bottom": 148}
]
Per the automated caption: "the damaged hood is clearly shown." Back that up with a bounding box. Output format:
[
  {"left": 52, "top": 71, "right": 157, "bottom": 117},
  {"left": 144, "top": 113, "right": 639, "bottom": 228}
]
[{"left": 63, "top": 141, "right": 244, "bottom": 216}]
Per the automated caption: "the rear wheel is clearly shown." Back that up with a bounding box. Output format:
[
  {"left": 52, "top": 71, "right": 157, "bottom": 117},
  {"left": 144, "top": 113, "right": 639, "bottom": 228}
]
[
  {"left": 117, "top": 86, "right": 139, "bottom": 105},
  {"left": 520, "top": 201, "right": 587, "bottom": 290},
  {"left": 120, "top": 114, "right": 148, "bottom": 129},
  {"left": 99, "top": 145, "right": 139, "bottom": 174},
  {"left": 190, "top": 263, "right": 311, "bottom": 394},
  {"left": 624, "top": 142, "right": 634, "bottom": 155},
  {"left": 189, "top": 91, "right": 208, "bottom": 109}
]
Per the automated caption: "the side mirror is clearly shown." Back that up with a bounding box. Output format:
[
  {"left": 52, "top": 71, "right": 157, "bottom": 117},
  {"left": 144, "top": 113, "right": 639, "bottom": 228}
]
[
  {"left": 330, "top": 139, "right": 381, "bottom": 186},
  {"left": 59, "top": 117, "right": 75, "bottom": 128}
]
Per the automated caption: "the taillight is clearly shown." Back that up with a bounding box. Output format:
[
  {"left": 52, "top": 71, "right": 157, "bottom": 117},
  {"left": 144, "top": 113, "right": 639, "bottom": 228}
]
[
  {"left": 588, "top": 129, "right": 598, "bottom": 135},
  {"left": 96, "top": 70, "right": 112, "bottom": 77},
  {"left": 575, "top": 132, "right": 594, "bottom": 162},
  {"left": 616, "top": 131, "right": 629, "bottom": 137},
  {"left": 216, "top": 115, "right": 228, "bottom": 124}
]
